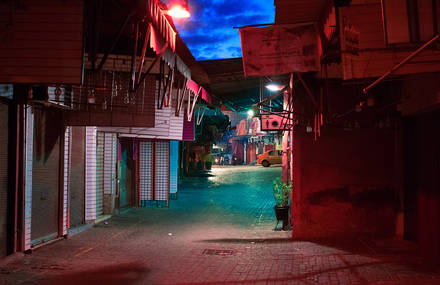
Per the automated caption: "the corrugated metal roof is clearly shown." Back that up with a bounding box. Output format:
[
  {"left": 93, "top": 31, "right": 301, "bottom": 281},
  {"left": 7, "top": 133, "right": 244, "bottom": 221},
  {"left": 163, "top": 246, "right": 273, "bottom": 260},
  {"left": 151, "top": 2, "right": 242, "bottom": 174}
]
[{"left": 199, "top": 58, "right": 286, "bottom": 112}]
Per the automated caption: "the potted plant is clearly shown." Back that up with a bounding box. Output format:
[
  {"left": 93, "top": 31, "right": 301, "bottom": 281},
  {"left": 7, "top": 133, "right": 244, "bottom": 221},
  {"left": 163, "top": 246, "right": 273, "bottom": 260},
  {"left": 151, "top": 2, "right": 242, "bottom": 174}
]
[{"left": 272, "top": 177, "right": 291, "bottom": 230}]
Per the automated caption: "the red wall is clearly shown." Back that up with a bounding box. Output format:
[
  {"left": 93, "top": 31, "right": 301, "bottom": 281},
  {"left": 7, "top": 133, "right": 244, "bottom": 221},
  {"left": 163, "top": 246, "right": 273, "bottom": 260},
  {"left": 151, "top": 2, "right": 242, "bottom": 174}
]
[
  {"left": 403, "top": 110, "right": 440, "bottom": 264},
  {"left": 246, "top": 143, "right": 256, "bottom": 164},
  {"left": 0, "top": 0, "right": 84, "bottom": 84},
  {"left": 292, "top": 127, "right": 397, "bottom": 238}
]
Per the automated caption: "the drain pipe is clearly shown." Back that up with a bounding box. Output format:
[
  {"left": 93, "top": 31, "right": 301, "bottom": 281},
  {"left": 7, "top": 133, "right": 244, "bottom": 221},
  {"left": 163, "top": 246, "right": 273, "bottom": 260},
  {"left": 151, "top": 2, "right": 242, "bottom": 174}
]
[{"left": 363, "top": 33, "right": 440, "bottom": 94}]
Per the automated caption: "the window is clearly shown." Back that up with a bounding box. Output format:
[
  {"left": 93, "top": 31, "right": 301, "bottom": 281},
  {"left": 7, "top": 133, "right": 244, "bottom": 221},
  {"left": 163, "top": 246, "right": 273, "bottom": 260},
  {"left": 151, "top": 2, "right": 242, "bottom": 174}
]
[
  {"left": 269, "top": 151, "right": 276, "bottom": 156},
  {"left": 382, "top": 0, "right": 440, "bottom": 44}
]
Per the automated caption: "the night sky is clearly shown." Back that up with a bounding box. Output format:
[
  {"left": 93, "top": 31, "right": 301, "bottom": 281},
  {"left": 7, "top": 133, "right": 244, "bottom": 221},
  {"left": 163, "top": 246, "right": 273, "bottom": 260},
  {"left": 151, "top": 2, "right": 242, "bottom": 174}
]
[{"left": 166, "top": 0, "right": 275, "bottom": 60}]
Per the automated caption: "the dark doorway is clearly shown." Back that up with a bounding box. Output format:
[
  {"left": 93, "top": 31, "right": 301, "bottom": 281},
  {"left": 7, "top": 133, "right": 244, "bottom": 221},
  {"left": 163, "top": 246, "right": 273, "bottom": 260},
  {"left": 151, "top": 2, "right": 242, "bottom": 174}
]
[
  {"left": 403, "top": 110, "right": 440, "bottom": 262},
  {"left": 119, "top": 140, "right": 135, "bottom": 208}
]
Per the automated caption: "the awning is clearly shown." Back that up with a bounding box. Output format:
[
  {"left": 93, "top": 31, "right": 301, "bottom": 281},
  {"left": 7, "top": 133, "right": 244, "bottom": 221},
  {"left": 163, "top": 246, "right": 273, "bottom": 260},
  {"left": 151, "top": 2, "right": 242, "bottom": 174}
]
[{"left": 149, "top": 23, "right": 191, "bottom": 79}]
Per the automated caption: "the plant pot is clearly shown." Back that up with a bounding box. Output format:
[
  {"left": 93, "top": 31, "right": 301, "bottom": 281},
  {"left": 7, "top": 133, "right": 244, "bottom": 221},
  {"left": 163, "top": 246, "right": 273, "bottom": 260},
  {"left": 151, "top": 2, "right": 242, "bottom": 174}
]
[{"left": 274, "top": 205, "right": 289, "bottom": 229}]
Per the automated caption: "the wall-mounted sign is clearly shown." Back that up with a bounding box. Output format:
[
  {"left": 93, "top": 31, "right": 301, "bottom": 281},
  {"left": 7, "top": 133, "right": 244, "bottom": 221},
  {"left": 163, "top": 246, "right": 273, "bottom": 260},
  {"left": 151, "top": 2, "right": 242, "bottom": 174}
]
[
  {"left": 260, "top": 114, "right": 290, "bottom": 131},
  {"left": 239, "top": 23, "right": 320, "bottom": 77}
]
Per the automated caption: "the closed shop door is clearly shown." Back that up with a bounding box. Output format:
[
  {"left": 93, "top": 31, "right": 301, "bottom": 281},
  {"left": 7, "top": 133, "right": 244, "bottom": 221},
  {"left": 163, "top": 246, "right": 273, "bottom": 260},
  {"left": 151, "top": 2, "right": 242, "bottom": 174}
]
[
  {"left": 69, "top": 127, "right": 85, "bottom": 228},
  {"left": 155, "top": 141, "right": 169, "bottom": 205},
  {"left": 96, "top": 132, "right": 104, "bottom": 217},
  {"left": 0, "top": 102, "right": 9, "bottom": 257},
  {"left": 139, "top": 141, "right": 153, "bottom": 205},
  {"left": 31, "top": 108, "right": 61, "bottom": 245}
]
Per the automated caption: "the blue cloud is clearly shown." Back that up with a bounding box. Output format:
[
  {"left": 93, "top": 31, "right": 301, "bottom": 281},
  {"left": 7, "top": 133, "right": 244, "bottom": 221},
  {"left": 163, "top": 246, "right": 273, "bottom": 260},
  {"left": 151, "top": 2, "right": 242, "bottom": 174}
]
[{"left": 165, "top": 0, "right": 275, "bottom": 60}]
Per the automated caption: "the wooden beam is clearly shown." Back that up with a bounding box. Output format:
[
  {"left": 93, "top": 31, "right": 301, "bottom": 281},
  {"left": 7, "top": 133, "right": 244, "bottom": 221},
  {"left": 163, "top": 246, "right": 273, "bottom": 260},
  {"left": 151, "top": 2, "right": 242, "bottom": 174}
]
[
  {"left": 134, "top": 42, "right": 168, "bottom": 92},
  {"left": 296, "top": 72, "right": 318, "bottom": 109},
  {"left": 136, "top": 25, "right": 151, "bottom": 85},
  {"left": 130, "top": 21, "right": 139, "bottom": 92},
  {"left": 97, "top": 13, "right": 133, "bottom": 72}
]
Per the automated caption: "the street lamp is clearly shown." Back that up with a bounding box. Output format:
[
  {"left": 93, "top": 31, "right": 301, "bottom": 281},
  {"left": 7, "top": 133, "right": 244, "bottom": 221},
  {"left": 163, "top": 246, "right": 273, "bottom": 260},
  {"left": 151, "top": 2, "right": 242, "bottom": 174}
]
[
  {"left": 247, "top": 109, "right": 254, "bottom": 117},
  {"left": 166, "top": 0, "right": 190, "bottom": 18},
  {"left": 265, "top": 83, "right": 283, "bottom": 92}
]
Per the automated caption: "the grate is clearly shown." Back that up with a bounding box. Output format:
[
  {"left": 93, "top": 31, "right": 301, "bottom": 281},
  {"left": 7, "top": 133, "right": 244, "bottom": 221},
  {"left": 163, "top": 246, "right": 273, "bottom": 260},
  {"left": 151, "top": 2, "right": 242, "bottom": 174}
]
[{"left": 203, "top": 249, "right": 235, "bottom": 256}]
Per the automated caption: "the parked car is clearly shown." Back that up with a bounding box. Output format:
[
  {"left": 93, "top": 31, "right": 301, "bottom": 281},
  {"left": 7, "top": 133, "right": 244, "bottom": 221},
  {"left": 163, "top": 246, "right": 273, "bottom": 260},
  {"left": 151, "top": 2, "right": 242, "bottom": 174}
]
[{"left": 257, "top": 150, "right": 283, "bottom": 167}]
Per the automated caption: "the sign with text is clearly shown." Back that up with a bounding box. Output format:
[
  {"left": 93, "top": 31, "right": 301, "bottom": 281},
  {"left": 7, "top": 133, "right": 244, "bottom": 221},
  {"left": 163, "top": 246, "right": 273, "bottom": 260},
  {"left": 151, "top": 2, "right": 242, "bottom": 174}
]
[
  {"left": 239, "top": 24, "right": 320, "bottom": 77},
  {"left": 260, "top": 114, "right": 291, "bottom": 131}
]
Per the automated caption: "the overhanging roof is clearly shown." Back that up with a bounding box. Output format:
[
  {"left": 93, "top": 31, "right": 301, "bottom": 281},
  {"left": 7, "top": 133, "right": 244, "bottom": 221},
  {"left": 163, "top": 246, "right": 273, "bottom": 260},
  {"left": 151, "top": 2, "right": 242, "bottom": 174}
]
[{"left": 199, "top": 58, "right": 286, "bottom": 112}]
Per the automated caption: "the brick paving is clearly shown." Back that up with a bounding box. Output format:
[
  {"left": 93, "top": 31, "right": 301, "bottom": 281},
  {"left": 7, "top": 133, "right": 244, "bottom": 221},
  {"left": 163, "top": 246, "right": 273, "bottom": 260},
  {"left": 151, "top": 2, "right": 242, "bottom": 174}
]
[{"left": 1, "top": 166, "right": 439, "bottom": 284}]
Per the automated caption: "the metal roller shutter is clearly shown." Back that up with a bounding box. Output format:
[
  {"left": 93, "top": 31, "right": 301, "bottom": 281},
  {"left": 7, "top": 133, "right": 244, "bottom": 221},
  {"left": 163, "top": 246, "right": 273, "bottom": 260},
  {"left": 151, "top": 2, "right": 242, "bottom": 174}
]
[
  {"left": 69, "top": 127, "right": 86, "bottom": 228},
  {"left": 96, "top": 132, "right": 104, "bottom": 217},
  {"left": 62, "top": 127, "right": 70, "bottom": 236},
  {"left": 31, "top": 108, "right": 61, "bottom": 245},
  {"left": 155, "top": 141, "right": 170, "bottom": 206},
  {"left": 0, "top": 102, "right": 9, "bottom": 257},
  {"left": 85, "top": 127, "right": 97, "bottom": 221},
  {"left": 139, "top": 141, "right": 153, "bottom": 206}
]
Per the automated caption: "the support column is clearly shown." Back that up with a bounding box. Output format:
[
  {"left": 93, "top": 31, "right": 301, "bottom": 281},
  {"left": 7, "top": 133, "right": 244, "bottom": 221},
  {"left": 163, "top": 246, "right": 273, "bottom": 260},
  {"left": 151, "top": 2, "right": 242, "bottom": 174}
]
[{"left": 282, "top": 90, "right": 289, "bottom": 183}]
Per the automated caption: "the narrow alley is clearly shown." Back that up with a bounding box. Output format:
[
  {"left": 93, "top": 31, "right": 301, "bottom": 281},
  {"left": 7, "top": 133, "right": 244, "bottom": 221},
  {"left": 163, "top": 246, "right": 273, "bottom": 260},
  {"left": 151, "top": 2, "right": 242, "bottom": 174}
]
[
  {"left": 1, "top": 166, "right": 439, "bottom": 285},
  {"left": 1, "top": 0, "right": 440, "bottom": 284}
]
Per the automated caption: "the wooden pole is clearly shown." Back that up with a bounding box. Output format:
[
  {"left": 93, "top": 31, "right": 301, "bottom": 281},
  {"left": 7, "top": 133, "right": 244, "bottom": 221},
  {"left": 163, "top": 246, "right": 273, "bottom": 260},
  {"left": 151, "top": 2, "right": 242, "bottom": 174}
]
[
  {"left": 289, "top": 74, "right": 295, "bottom": 231},
  {"left": 282, "top": 90, "right": 289, "bottom": 184}
]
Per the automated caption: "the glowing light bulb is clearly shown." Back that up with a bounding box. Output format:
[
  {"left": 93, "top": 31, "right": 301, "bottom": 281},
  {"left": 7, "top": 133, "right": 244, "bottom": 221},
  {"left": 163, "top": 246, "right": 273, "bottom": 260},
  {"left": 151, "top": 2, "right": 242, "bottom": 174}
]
[
  {"left": 167, "top": 5, "right": 190, "bottom": 18},
  {"left": 265, "top": 83, "right": 283, "bottom": 92}
]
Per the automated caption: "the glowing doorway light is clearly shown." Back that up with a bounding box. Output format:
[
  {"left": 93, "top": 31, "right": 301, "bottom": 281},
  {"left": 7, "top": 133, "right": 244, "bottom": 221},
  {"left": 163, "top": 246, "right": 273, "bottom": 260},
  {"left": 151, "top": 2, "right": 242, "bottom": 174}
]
[
  {"left": 166, "top": 0, "right": 190, "bottom": 18},
  {"left": 265, "top": 83, "right": 283, "bottom": 92}
]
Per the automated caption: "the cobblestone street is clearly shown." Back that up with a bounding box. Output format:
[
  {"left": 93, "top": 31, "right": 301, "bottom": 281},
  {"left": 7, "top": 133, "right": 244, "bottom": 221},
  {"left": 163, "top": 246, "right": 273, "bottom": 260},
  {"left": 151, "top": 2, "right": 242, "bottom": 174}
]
[{"left": 1, "top": 166, "right": 439, "bottom": 285}]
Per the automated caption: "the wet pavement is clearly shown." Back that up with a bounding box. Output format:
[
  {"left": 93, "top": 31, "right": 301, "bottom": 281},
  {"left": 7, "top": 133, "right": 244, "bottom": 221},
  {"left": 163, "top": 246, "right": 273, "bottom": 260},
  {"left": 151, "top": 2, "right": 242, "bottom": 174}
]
[{"left": 1, "top": 165, "right": 440, "bottom": 284}]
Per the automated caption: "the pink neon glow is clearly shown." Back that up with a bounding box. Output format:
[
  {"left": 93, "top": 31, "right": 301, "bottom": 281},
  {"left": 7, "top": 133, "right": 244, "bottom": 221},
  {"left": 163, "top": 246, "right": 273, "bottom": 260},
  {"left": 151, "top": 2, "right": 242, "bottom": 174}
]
[{"left": 167, "top": 5, "right": 190, "bottom": 18}]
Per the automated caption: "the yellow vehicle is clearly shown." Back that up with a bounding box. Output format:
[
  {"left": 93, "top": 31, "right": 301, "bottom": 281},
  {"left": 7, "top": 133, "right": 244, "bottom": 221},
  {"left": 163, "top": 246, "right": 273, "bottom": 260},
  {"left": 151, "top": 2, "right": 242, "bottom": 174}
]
[{"left": 257, "top": 149, "right": 283, "bottom": 167}]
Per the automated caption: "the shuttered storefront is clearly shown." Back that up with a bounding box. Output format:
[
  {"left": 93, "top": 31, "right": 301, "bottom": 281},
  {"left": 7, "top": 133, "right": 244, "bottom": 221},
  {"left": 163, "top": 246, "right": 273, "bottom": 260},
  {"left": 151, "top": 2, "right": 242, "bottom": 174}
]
[
  {"left": 62, "top": 127, "right": 70, "bottom": 236},
  {"left": 139, "top": 142, "right": 153, "bottom": 206},
  {"left": 155, "top": 141, "right": 170, "bottom": 205},
  {"left": 0, "top": 101, "right": 9, "bottom": 257},
  {"left": 96, "top": 132, "right": 105, "bottom": 217},
  {"left": 138, "top": 141, "right": 170, "bottom": 207},
  {"left": 85, "top": 127, "right": 97, "bottom": 221},
  {"left": 69, "top": 127, "right": 86, "bottom": 228},
  {"left": 31, "top": 108, "right": 62, "bottom": 245}
]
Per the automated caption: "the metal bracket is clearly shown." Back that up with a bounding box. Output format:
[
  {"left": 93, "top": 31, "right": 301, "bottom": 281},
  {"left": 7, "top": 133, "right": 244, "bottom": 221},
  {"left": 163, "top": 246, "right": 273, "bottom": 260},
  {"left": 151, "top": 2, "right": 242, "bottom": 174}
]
[
  {"left": 96, "top": 13, "right": 134, "bottom": 72},
  {"left": 175, "top": 77, "right": 188, "bottom": 116},
  {"left": 296, "top": 72, "right": 318, "bottom": 110},
  {"left": 136, "top": 25, "right": 152, "bottom": 86},
  {"left": 196, "top": 107, "right": 206, "bottom": 126},
  {"left": 187, "top": 86, "right": 201, "bottom": 121},
  {"left": 157, "top": 60, "right": 174, "bottom": 109},
  {"left": 134, "top": 42, "right": 168, "bottom": 92}
]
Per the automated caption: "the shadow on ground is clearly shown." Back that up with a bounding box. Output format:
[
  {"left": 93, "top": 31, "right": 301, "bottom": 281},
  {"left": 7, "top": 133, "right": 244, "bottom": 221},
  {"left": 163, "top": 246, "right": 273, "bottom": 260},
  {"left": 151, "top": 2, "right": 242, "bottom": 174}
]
[
  {"left": 40, "top": 262, "right": 149, "bottom": 285},
  {"left": 197, "top": 237, "right": 292, "bottom": 244}
]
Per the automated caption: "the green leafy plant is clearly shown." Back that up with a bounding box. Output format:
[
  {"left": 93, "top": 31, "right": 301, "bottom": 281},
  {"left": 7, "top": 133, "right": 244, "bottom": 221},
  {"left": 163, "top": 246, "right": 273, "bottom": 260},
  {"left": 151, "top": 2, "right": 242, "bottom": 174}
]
[{"left": 272, "top": 177, "right": 291, "bottom": 207}]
